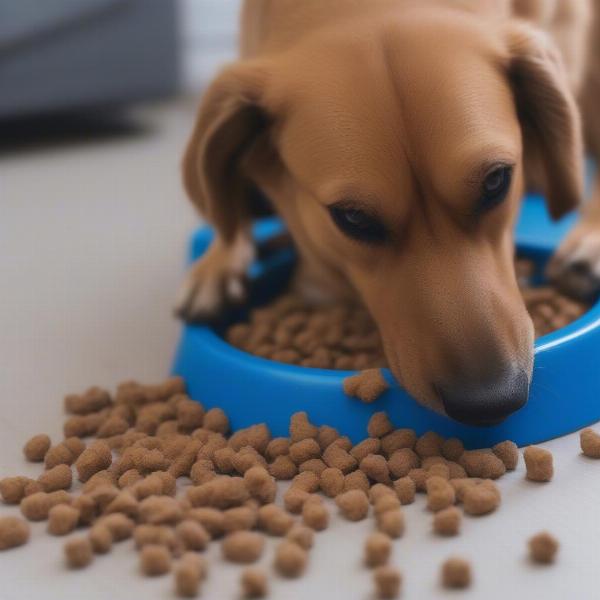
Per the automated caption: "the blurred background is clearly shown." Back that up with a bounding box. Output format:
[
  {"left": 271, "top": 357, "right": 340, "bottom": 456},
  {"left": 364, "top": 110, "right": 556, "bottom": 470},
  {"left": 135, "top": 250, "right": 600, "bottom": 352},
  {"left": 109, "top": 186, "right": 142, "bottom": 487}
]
[{"left": 0, "top": 0, "right": 243, "bottom": 438}]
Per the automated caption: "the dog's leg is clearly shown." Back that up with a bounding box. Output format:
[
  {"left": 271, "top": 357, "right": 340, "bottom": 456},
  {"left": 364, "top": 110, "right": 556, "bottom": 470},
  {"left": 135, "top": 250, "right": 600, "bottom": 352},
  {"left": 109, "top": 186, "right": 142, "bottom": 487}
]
[
  {"left": 546, "top": 177, "right": 600, "bottom": 300},
  {"left": 174, "top": 228, "right": 255, "bottom": 322}
]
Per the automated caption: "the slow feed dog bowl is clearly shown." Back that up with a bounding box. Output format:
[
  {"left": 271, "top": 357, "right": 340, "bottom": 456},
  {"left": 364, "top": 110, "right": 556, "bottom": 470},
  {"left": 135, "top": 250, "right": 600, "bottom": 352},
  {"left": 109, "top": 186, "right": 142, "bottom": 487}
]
[{"left": 172, "top": 193, "right": 600, "bottom": 448}]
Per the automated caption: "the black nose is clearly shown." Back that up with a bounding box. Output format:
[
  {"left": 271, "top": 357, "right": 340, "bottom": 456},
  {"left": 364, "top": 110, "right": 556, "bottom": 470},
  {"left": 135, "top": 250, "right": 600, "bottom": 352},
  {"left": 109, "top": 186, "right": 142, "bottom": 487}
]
[{"left": 438, "top": 367, "right": 529, "bottom": 426}]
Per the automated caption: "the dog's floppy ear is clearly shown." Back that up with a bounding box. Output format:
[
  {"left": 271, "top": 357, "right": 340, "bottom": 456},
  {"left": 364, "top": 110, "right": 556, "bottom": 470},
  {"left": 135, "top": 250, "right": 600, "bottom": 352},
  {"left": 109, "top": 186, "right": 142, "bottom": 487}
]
[
  {"left": 183, "top": 61, "right": 272, "bottom": 242},
  {"left": 504, "top": 24, "right": 584, "bottom": 219}
]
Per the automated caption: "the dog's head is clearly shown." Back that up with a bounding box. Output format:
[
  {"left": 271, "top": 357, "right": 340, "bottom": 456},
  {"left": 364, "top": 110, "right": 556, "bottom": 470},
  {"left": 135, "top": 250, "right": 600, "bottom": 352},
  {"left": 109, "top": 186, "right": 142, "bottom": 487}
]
[{"left": 184, "top": 5, "right": 584, "bottom": 425}]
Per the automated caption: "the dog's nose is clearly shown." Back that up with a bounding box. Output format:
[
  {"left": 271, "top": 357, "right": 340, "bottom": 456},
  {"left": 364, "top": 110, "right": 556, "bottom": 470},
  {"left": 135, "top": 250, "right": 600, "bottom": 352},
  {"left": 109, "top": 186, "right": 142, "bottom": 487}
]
[{"left": 438, "top": 366, "right": 529, "bottom": 426}]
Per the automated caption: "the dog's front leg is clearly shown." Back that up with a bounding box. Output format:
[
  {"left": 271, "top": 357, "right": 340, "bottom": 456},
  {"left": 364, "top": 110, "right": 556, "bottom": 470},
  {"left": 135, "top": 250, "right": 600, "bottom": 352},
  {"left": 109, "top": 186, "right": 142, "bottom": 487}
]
[
  {"left": 174, "top": 228, "right": 255, "bottom": 322},
  {"left": 547, "top": 176, "right": 600, "bottom": 301}
]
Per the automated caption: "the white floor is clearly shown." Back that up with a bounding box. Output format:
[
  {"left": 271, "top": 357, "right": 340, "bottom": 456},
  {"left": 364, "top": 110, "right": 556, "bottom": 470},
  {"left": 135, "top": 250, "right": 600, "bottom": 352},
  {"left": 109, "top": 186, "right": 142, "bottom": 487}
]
[{"left": 1, "top": 100, "right": 600, "bottom": 600}]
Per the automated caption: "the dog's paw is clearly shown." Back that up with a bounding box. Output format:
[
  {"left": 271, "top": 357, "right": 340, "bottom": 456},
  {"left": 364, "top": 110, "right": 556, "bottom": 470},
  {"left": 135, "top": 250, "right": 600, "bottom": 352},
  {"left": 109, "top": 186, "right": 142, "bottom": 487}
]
[
  {"left": 546, "top": 225, "right": 600, "bottom": 301},
  {"left": 174, "top": 235, "right": 255, "bottom": 322}
]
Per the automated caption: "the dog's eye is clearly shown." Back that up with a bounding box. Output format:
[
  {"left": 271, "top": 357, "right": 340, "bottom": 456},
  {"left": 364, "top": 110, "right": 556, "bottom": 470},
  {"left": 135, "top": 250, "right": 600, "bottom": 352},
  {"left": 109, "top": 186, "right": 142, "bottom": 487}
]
[
  {"left": 328, "top": 205, "right": 387, "bottom": 243},
  {"left": 479, "top": 165, "right": 513, "bottom": 212}
]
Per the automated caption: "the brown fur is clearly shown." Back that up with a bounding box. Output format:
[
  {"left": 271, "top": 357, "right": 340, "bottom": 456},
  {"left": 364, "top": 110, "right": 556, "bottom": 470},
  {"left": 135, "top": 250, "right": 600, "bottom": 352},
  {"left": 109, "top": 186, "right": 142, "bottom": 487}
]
[{"left": 177, "top": 0, "right": 598, "bottom": 420}]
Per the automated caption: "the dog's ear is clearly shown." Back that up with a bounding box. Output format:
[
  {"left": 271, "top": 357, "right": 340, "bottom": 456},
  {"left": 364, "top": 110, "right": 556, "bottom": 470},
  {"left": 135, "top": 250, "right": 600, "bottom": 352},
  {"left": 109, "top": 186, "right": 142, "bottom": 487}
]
[
  {"left": 183, "top": 61, "right": 272, "bottom": 242},
  {"left": 504, "top": 24, "right": 584, "bottom": 219}
]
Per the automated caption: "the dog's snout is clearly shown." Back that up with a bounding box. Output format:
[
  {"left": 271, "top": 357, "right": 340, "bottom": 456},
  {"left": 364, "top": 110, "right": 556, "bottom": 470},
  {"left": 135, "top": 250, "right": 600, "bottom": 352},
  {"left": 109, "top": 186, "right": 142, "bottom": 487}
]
[{"left": 438, "top": 366, "right": 529, "bottom": 426}]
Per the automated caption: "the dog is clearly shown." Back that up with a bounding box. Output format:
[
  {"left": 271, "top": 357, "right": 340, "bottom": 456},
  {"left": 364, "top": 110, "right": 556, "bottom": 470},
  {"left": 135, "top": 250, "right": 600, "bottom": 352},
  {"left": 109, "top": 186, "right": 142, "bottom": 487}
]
[{"left": 176, "top": 0, "right": 600, "bottom": 426}]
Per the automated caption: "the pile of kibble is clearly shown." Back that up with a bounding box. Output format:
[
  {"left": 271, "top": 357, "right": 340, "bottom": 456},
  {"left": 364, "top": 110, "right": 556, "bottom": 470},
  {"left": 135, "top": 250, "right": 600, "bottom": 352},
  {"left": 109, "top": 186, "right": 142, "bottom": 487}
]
[
  {"left": 3, "top": 376, "right": 600, "bottom": 597},
  {"left": 225, "top": 258, "right": 589, "bottom": 368}
]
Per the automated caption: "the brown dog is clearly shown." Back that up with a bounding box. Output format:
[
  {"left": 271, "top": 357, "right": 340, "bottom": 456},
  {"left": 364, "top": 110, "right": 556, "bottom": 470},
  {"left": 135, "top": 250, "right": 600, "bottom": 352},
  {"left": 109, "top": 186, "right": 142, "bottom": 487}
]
[{"left": 177, "top": 0, "right": 600, "bottom": 426}]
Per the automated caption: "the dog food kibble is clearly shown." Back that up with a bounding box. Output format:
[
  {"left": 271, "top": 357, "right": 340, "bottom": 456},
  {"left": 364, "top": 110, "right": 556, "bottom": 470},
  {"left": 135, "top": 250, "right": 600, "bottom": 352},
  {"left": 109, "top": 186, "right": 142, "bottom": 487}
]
[
  {"left": 302, "top": 496, "right": 329, "bottom": 530},
  {"left": 241, "top": 567, "right": 268, "bottom": 598},
  {"left": 0, "top": 516, "right": 30, "bottom": 550},
  {"left": 274, "top": 540, "right": 308, "bottom": 578},
  {"left": 343, "top": 369, "right": 389, "bottom": 403},
  {"left": 373, "top": 566, "right": 402, "bottom": 599},
  {"left": 364, "top": 532, "right": 392, "bottom": 567},
  {"left": 48, "top": 504, "right": 80, "bottom": 536},
  {"left": 38, "top": 464, "right": 73, "bottom": 492},
  {"left": 23, "top": 434, "right": 51, "bottom": 462},
  {"left": 463, "top": 481, "right": 501, "bottom": 516},
  {"left": 415, "top": 432, "right": 444, "bottom": 458},
  {"left": 175, "top": 553, "right": 205, "bottom": 597},
  {"left": 529, "top": 531, "right": 559, "bottom": 564},
  {"left": 286, "top": 524, "right": 314, "bottom": 550},
  {"left": 360, "top": 454, "right": 391, "bottom": 484},
  {"left": 433, "top": 506, "right": 461, "bottom": 536},
  {"left": 1, "top": 371, "right": 586, "bottom": 598},
  {"left": 89, "top": 524, "right": 113, "bottom": 554},
  {"left": 64, "top": 537, "right": 93, "bottom": 569},
  {"left": 524, "top": 446, "right": 554, "bottom": 482},
  {"left": 580, "top": 428, "right": 600, "bottom": 458},
  {"left": 222, "top": 531, "right": 265, "bottom": 563},
  {"left": 393, "top": 477, "right": 416, "bottom": 505},
  {"left": 426, "top": 476, "right": 456, "bottom": 512},
  {"left": 441, "top": 557, "right": 472, "bottom": 589},
  {"left": 141, "top": 544, "right": 171, "bottom": 576}
]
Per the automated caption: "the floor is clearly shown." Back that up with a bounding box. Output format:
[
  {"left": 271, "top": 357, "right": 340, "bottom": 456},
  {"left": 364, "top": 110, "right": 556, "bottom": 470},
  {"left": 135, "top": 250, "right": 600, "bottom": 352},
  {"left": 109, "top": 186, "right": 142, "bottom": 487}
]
[{"left": 1, "top": 100, "right": 600, "bottom": 600}]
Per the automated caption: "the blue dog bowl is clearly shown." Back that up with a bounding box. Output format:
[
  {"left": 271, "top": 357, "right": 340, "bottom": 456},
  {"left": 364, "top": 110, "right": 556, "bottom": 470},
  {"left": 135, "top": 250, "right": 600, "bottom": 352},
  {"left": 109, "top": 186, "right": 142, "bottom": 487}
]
[{"left": 172, "top": 192, "right": 600, "bottom": 448}]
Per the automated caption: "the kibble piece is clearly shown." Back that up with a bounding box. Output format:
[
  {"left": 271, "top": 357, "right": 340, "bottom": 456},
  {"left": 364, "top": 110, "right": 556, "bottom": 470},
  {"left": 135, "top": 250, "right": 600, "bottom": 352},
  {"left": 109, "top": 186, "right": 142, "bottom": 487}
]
[
  {"left": 222, "top": 531, "right": 265, "bottom": 563},
  {"left": 269, "top": 455, "right": 297, "bottom": 480},
  {"left": 364, "top": 532, "right": 392, "bottom": 567},
  {"left": 20, "top": 490, "right": 70, "bottom": 521},
  {"left": 134, "top": 524, "right": 177, "bottom": 550},
  {"left": 97, "top": 416, "right": 129, "bottom": 438},
  {"left": 283, "top": 487, "right": 310, "bottom": 514},
  {"left": 302, "top": 496, "right": 329, "bottom": 531},
  {"left": 528, "top": 531, "right": 559, "bottom": 564},
  {"left": 523, "top": 446, "right": 554, "bottom": 482},
  {"left": 343, "top": 369, "right": 389, "bottom": 403},
  {"left": 291, "top": 471, "right": 320, "bottom": 493},
  {"left": 140, "top": 544, "right": 171, "bottom": 575},
  {"left": 350, "top": 438, "right": 381, "bottom": 462},
  {"left": 388, "top": 448, "right": 420, "bottom": 478},
  {"left": 187, "top": 476, "right": 249, "bottom": 509},
  {"left": 381, "top": 429, "right": 417, "bottom": 456},
  {"left": 0, "top": 516, "right": 30, "bottom": 550},
  {"left": 289, "top": 438, "right": 321, "bottom": 465},
  {"left": 289, "top": 412, "right": 318, "bottom": 443},
  {"left": 1, "top": 477, "right": 31, "bottom": 505},
  {"left": 376, "top": 509, "right": 405, "bottom": 538},
  {"left": 427, "top": 463, "right": 450, "bottom": 479},
  {"left": 286, "top": 524, "right": 314, "bottom": 550},
  {"left": 373, "top": 566, "right": 402, "bottom": 599},
  {"left": 274, "top": 540, "right": 308, "bottom": 578},
  {"left": 373, "top": 495, "right": 400, "bottom": 516},
  {"left": 360, "top": 454, "right": 391, "bottom": 484},
  {"left": 407, "top": 468, "right": 428, "bottom": 492},
  {"left": 447, "top": 461, "right": 467, "bottom": 479},
  {"left": 139, "top": 496, "right": 182, "bottom": 525},
  {"left": 38, "top": 464, "right": 73, "bottom": 492},
  {"left": 185, "top": 507, "right": 225, "bottom": 538},
  {"left": 176, "top": 520, "right": 210, "bottom": 551},
  {"left": 89, "top": 524, "right": 113, "bottom": 554},
  {"left": 223, "top": 506, "right": 258, "bottom": 533},
  {"left": 23, "top": 434, "right": 51, "bottom": 462},
  {"left": 44, "top": 444, "right": 74, "bottom": 469},
  {"left": 203, "top": 407, "right": 230, "bottom": 434},
  {"left": 426, "top": 476, "right": 456, "bottom": 512},
  {"left": 48, "top": 504, "right": 80, "bottom": 535},
  {"left": 75, "top": 442, "right": 112, "bottom": 482},
  {"left": 63, "top": 437, "right": 86, "bottom": 459},
  {"left": 317, "top": 426, "right": 340, "bottom": 451},
  {"left": 99, "top": 513, "right": 135, "bottom": 541},
  {"left": 415, "top": 431, "right": 444, "bottom": 458},
  {"left": 580, "top": 428, "right": 600, "bottom": 458},
  {"left": 492, "top": 440, "right": 519, "bottom": 470},
  {"left": 441, "top": 557, "right": 471, "bottom": 589},
  {"left": 243, "top": 466, "right": 277, "bottom": 504},
  {"left": 335, "top": 489, "right": 369, "bottom": 521},
  {"left": 241, "top": 568, "right": 268, "bottom": 598},
  {"left": 175, "top": 553, "right": 205, "bottom": 597},
  {"left": 265, "top": 438, "right": 290, "bottom": 460},
  {"left": 433, "top": 506, "right": 461, "bottom": 536},
  {"left": 257, "top": 503, "right": 295, "bottom": 535},
  {"left": 463, "top": 481, "right": 500, "bottom": 516},
  {"left": 459, "top": 451, "right": 506, "bottom": 479},
  {"left": 323, "top": 443, "right": 357, "bottom": 474},
  {"left": 343, "top": 470, "right": 370, "bottom": 494},
  {"left": 319, "top": 468, "right": 345, "bottom": 497},
  {"left": 441, "top": 438, "right": 464, "bottom": 461},
  {"left": 369, "top": 483, "right": 395, "bottom": 504},
  {"left": 368, "top": 412, "right": 394, "bottom": 438},
  {"left": 64, "top": 537, "right": 93, "bottom": 568}
]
